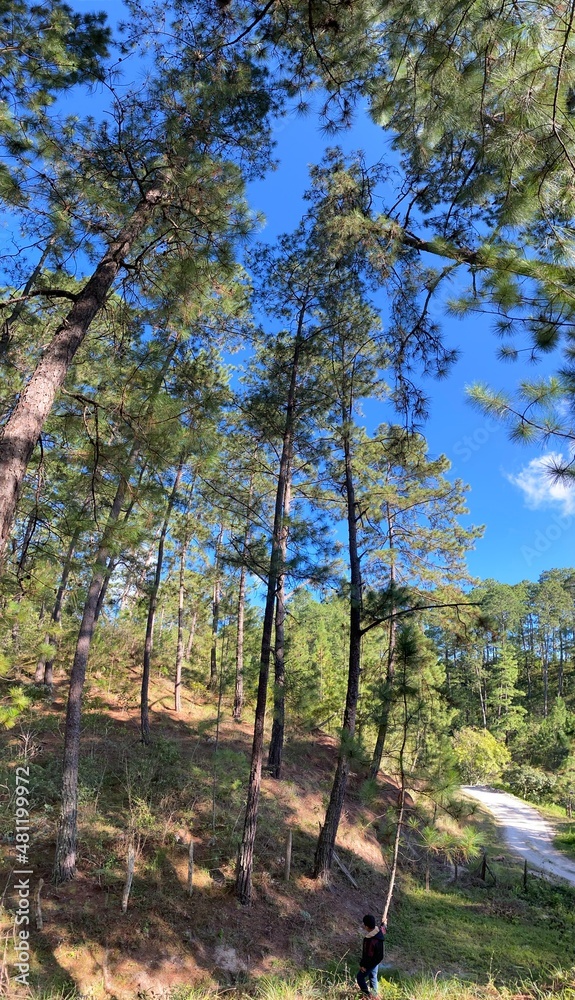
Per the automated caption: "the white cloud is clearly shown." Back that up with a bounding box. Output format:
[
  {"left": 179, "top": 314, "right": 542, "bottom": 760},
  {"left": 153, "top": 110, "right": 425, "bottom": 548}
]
[{"left": 506, "top": 452, "right": 575, "bottom": 515}]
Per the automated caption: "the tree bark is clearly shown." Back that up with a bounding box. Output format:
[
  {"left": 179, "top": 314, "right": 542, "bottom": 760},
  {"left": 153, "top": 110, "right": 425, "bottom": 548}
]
[
  {"left": 141, "top": 456, "right": 185, "bottom": 744},
  {"left": 233, "top": 563, "right": 247, "bottom": 721},
  {"left": 370, "top": 507, "right": 397, "bottom": 780},
  {"left": 17, "top": 507, "right": 39, "bottom": 581},
  {"left": 54, "top": 472, "right": 130, "bottom": 881},
  {"left": 233, "top": 477, "right": 254, "bottom": 722},
  {"left": 208, "top": 525, "right": 224, "bottom": 691},
  {"left": 185, "top": 611, "right": 197, "bottom": 661},
  {"left": 235, "top": 323, "right": 302, "bottom": 906},
  {"left": 35, "top": 529, "right": 79, "bottom": 687},
  {"left": 175, "top": 535, "right": 189, "bottom": 714},
  {"left": 267, "top": 477, "right": 291, "bottom": 778},
  {"left": 0, "top": 186, "right": 163, "bottom": 568},
  {"left": 94, "top": 556, "right": 117, "bottom": 622},
  {"left": 314, "top": 426, "right": 361, "bottom": 881},
  {"left": 381, "top": 647, "right": 409, "bottom": 926}
]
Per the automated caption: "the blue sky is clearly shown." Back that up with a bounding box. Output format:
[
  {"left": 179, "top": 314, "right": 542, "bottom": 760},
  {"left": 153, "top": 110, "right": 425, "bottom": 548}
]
[
  {"left": 247, "top": 108, "right": 575, "bottom": 587},
  {"left": 67, "top": 3, "right": 574, "bottom": 586}
]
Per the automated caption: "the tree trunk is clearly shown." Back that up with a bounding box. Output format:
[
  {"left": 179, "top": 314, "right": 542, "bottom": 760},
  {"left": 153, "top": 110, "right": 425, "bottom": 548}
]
[
  {"left": 477, "top": 658, "right": 488, "bottom": 728},
  {"left": 233, "top": 562, "right": 247, "bottom": 722},
  {"left": 314, "top": 428, "right": 361, "bottom": 881},
  {"left": 92, "top": 556, "right": 116, "bottom": 622},
  {"left": 267, "top": 477, "right": 291, "bottom": 778},
  {"left": 381, "top": 652, "right": 409, "bottom": 927},
  {"left": 34, "top": 635, "right": 49, "bottom": 685},
  {"left": 235, "top": 321, "right": 302, "bottom": 906},
  {"left": 141, "top": 456, "right": 185, "bottom": 744},
  {"left": 233, "top": 478, "right": 254, "bottom": 722},
  {"left": 54, "top": 472, "right": 130, "bottom": 881},
  {"left": 17, "top": 507, "right": 39, "bottom": 582},
  {"left": 185, "top": 612, "right": 197, "bottom": 661},
  {"left": 35, "top": 530, "right": 78, "bottom": 687},
  {"left": 0, "top": 186, "right": 163, "bottom": 568},
  {"left": 175, "top": 534, "right": 189, "bottom": 713},
  {"left": 370, "top": 512, "right": 397, "bottom": 780},
  {"left": 10, "top": 505, "right": 40, "bottom": 652},
  {"left": 208, "top": 525, "right": 224, "bottom": 691}
]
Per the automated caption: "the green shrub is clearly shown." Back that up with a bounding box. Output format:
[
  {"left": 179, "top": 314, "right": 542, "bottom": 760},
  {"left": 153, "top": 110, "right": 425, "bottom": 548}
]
[
  {"left": 452, "top": 728, "right": 510, "bottom": 784},
  {"left": 503, "top": 764, "right": 556, "bottom": 803}
]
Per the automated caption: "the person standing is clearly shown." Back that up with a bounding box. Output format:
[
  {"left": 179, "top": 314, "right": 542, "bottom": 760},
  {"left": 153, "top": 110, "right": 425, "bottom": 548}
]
[{"left": 356, "top": 914, "right": 386, "bottom": 998}]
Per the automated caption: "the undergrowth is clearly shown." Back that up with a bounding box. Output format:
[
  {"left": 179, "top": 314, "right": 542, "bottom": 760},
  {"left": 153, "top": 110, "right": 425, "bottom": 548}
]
[
  {"left": 553, "top": 825, "right": 575, "bottom": 860},
  {"left": 25, "top": 969, "right": 575, "bottom": 1000},
  {"left": 3, "top": 672, "right": 575, "bottom": 1000}
]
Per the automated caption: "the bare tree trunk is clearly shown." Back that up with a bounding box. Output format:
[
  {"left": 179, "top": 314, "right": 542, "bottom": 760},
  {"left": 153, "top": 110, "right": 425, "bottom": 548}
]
[
  {"left": 235, "top": 320, "right": 303, "bottom": 906},
  {"left": 121, "top": 843, "right": 136, "bottom": 913},
  {"left": 11, "top": 501, "right": 42, "bottom": 650},
  {"left": 475, "top": 657, "right": 488, "bottom": 728},
  {"left": 141, "top": 456, "right": 185, "bottom": 744},
  {"left": 208, "top": 525, "right": 224, "bottom": 691},
  {"left": 175, "top": 534, "right": 189, "bottom": 713},
  {"left": 185, "top": 612, "right": 197, "bottom": 661},
  {"left": 267, "top": 477, "right": 291, "bottom": 778},
  {"left": 35, "top": 529, "right": 79, "bottom": 687},
  {"left": 54, "top": 470, "right": 131, "bottom": 881},
  {"left": 94, "top": 556, "right": 117, "bottom": 622},
  {"left": 370, "top": 512, "right": 397, "bottom": 780},
  {"left": 233, "top": 479, "right": 253, "bottom": 722},
  {"left": 233, "top": 562, "right": 247, "bottom": 721},
  {"left": 381, "top": 654, "right": 409, "bottom": 927},
  {"left": 314, "top": 427, "right": 361, "bottom": 881},
  {"left": 0, "top": 187, "right": 163, "bottom": 568},
  {"left": 17, "top": 507, "right": 39, "bottom": 581}
]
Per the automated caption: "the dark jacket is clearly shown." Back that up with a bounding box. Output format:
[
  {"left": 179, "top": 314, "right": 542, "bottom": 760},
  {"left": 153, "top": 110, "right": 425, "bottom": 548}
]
[{"left": 360, "top": 927, "right": 386, "bottom": 971}]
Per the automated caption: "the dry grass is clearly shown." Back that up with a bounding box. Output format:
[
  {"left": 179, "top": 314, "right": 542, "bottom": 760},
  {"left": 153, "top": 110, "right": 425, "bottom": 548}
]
[{"left": 1, "top": 668, "right": 574, "bottom": 1000}]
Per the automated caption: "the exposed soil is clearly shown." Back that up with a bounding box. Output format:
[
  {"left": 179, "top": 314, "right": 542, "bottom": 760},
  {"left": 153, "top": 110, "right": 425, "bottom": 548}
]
[{"left": 0, "top": 673, "right": 404, "bottom": 999}]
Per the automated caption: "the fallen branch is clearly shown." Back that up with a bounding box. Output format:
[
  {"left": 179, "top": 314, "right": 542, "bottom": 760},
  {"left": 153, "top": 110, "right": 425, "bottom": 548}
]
[{"left": 333, "top": 851, "right": 359, "bottom": 888}]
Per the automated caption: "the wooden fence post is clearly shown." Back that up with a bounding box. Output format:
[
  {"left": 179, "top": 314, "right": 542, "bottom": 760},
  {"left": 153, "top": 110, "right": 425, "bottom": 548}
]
[
  {"left": 122, "top": 843, "right": 135, "bottom": 913},
  {"left": 285, "top": 830, "right": 292, "bottom": 883},
  {"left": 188, "top": 838, "right": 194, "bottom": 896}
]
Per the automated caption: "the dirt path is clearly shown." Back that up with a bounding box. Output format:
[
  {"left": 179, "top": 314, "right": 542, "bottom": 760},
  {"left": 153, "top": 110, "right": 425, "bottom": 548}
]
[{"left": 461, "top": 785, "right": 575, "bottom": 887}]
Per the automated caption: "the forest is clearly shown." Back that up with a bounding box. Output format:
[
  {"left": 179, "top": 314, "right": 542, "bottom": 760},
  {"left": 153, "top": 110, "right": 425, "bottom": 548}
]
[{"left": 1, "top": 0, "right": 575, "bottom": 998}]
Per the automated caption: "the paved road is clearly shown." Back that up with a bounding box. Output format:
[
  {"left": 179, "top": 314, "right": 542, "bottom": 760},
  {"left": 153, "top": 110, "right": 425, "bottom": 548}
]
[{"left": 461, "top": 785, "right": 575, "bottom": 887}]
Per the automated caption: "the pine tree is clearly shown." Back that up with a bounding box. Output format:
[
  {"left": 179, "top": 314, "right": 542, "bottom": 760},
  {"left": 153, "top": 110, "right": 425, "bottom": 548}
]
[{"left": 0, "top": 6, "right": 275, "bottom": 565}]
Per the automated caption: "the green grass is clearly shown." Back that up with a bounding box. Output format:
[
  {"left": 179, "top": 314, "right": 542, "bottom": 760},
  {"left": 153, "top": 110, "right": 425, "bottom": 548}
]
[
  {"left": 553, "top": 825, "right": 575, "bottom": 860},
  {"left": 25, "top": 977, "right": 575, "bottom": 1000},
  {"left": 8, "top": 684, "right": 575, "bottom": 1000},
  {"left": 389, "top": 876, "right": 575, "bottom": 984}
]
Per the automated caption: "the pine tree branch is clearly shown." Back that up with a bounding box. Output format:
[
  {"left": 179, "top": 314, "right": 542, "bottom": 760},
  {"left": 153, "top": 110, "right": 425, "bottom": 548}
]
[
  {"left": 395, "top": 227, "right": 575, "bottom": 302},
  {"left": 360, "top": 600, "right": 481, "bottom": 637},
  {"left": 0, "top": 289, "right": 78, "bottom": 309}
]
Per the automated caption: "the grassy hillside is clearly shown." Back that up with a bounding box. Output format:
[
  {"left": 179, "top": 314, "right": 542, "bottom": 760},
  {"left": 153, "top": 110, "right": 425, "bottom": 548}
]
[{"left": 1, "top": 667, "right": 574, "bottom": 1000}]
